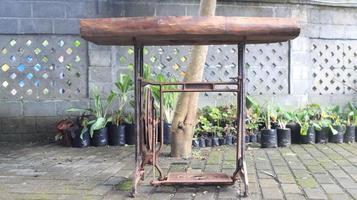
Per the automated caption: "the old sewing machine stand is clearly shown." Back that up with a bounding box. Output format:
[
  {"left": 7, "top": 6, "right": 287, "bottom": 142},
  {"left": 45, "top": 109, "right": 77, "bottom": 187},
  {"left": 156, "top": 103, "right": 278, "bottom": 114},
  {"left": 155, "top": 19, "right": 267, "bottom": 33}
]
[{"left": 79, "top": 16, "right": 300, "bottom": 197}]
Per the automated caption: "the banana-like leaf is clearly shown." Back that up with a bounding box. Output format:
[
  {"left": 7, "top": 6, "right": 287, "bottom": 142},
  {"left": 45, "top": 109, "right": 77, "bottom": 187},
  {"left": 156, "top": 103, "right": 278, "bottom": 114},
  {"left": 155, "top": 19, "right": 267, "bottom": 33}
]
[
  {"left": 329, "top": 125, "right": 338, "bottom": 135},
  {"left": 89, "top": 117, "right": 106, "bottom": 137},
  {"left": 312, "top": 122, "right": 321, "bottom": 131},
  {"left": 80, "top": 127, "right": 88, "bottom": 140},
  {"left": 348, "top": 102, "right": 356, "bottom": 111},
  {"left": 67, "top": 107, "right": 92, "bottom": 113},
  {"left": 246, "top": 95, "right": 258, "bottom": 109},
  {"left": 300, "top": 124, "right": 308, "bottom": 136}
]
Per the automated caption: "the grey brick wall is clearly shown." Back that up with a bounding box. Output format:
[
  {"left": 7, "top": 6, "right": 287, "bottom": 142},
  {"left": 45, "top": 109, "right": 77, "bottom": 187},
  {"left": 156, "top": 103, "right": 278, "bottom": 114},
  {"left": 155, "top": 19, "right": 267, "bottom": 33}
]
[{"left": 0, "top": 0, "right": 356, "bottom": 143}]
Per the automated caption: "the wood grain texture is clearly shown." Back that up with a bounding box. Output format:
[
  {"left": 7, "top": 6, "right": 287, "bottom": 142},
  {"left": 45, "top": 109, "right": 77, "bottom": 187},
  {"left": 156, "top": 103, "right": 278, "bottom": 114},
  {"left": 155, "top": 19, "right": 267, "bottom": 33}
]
[{"left": 80, "top": 16, "right": 300, "bottom": 45}]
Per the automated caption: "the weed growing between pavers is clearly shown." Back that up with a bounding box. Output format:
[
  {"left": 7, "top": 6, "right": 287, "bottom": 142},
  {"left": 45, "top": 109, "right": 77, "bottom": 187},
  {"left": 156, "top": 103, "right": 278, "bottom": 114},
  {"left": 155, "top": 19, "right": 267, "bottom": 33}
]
[{"left": 115, "top": 178, "right": 132, "bottom": 191}]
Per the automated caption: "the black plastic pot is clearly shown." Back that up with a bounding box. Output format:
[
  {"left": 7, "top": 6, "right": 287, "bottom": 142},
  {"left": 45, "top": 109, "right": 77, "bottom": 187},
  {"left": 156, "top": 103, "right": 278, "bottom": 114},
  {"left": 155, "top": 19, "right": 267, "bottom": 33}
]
[
  {"left": 158, "top": 123, "right": 171, "bottom": 144},
  {"left": 300, "top": 127, "right": 315, "bottom": 144},
  {"left": 261, "top": 129, "right": 277, "bottom": 148},
  {"left": 205, "top": 137, "right": 213, "bottom": 147},
  {"left": 218, "top": 137, "right": 225, "bottom": 145},
  {"left": 163, "top": 123, "right": 171, "bottom": 144},
  {"left": 232, "top": 135, "right": 237, "bottom": 144},
  {"left": 72, "top": 128, "right": 90, "bottom": 148},
  {"left": 329, "top": 126, "right": 344, "bottom": 143},
  {"left": 199, "top": 137, "right": 206, "bottom": 147},
  {"left": 225, "top": 134, "right": 233, "bottom": 145},
  {"left": 192, "top": 139, "right": 199, "bottom": 148},
  {"left": 344, "top": 125, "right": 355, "bottom": 143},
  {"left": 91, "top": 127, "right": 108, "bottom": 146},
  {"left": 250, "top": 134, "right": 257, "bottom": 143},
  {"left": 212, "top": 137, "right": 219, "bottom": 146},
  {"left": 245, "top": 135, "right": 250, "bottom": 143},
  {"left": 286, "top": 122, "right": 301, "bottom": 144},
  {"left": 125, "top": 123, "right": 136, "bottom": 145},
  {"left": 277, "top": 128, "right": 291, "bottom": 147},
  {"left": 108, "top": 124, "right": 126, "bottom": 146},
  {"left": 257, "top": 131, "right": 261, "bottom": 143},
  {"left": 316, "top": 127, "right": 330, "bottom": 144}
]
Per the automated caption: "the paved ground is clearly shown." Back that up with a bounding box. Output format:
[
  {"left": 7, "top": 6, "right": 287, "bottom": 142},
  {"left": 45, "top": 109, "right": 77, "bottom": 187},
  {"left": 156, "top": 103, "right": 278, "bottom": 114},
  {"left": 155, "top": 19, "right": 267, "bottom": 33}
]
[{"left": 0, "top": 143, "right": 357, "bottom": 200}]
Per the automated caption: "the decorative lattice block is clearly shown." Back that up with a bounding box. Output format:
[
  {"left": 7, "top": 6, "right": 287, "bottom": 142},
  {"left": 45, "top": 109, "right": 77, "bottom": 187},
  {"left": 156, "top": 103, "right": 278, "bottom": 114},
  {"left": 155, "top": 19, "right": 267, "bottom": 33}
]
[
  {"left": 0, "top": 36, "right": 87, "bottom": 99},
  {"left": 311, "top": 39, "right": 357, "bottom": 94},
  {"left": 116, "top": 43, "right": 289, "bottom": 95}
]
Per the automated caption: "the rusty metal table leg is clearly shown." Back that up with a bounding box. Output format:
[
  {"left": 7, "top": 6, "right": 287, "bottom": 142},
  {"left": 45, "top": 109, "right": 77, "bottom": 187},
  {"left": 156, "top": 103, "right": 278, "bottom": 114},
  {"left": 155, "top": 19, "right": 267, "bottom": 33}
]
[
  {"left": 131, "top": 42, "right": 144, "bottom": 197},
  {"left": 232, "top": 43, "right": 249, "bottom": 196}
]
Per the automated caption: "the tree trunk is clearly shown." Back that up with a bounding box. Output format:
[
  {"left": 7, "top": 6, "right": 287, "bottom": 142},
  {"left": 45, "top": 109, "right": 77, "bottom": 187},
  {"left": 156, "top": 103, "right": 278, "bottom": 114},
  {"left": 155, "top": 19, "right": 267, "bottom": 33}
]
[{"left": 171, "top": 0, "right": 216, "bottom": 158}]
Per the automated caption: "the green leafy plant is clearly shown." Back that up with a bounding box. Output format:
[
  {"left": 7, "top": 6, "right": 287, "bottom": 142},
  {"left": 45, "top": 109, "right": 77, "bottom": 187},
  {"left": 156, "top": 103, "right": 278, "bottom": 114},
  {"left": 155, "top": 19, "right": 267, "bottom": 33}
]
[
  {"left": 246, "top": 95, "right": 257, "bottom": 110},
  {"left": 151, "top": 73, "right": 179, "bottom": 123},
  {"left": 217, "top": 104, "right": 236, "bottom": 128},
  {"left": 224, "top": 124, "right": 237, "bottom": 135},
  {"left": 262, "top": 105, "right": 277, "bottom": 130},
  {"left": 318, "top": 106, "right": 344, "bottom": 135},
  {"left": 196, "top": 115, "right": 213, "bottom": 136},
  {"left": 276, "top": 107, "right": 294, "bottom": 129},
  {"left": 89, "top": 89, "right": 116, "bottom": 137},
  {"left": 305, "top": 104, "right": 322, "bottom": 121},
  {"left": 129, "top": 62, "right": 153, "bottom": 80},
  {"left": 246, "top": 96, "right": 263, "bottom": 134},
  {"left": 294, "top": 104, "right": 320, "bottom": 135},
  {"left": 207, "top": 107, "right": 224, "bottom": 137},
  {"left": 65, "top": 108, "right": 91, "bottom": 139},
  {"left": 328, "top": 106, "right": 344, "bottom": 126},
  {"left": 113, "top": 74, "right": 134, "bottom": 125},
  {"left": 295, "top": 109, "right": 319, "bottom": 136},
  {"left": 67, "top": 89, "right": 116, "bottom": 137},
  {"left": 246, "top": 120, "right": 258, "bottom": 135},
  {"left": 346, "top": 102, "right": 357, "bottom": 126}
]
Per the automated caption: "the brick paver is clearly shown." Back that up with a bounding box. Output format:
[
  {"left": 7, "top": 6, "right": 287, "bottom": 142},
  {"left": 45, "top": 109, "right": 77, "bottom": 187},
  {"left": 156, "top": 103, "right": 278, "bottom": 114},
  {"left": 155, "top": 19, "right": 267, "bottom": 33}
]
[{"left": 0, "top": 143, "right": 357, "bottom": 199}]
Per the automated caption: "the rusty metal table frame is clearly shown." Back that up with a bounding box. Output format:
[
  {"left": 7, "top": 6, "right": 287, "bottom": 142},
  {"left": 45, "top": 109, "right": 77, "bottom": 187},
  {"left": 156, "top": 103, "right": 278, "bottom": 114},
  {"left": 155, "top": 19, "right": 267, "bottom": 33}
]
[
  {"left": 132, "top": 42, "right": 249, "bottom": 197},
  {"left": 78, "top": 15, "right": 300, "bottom": 199}
]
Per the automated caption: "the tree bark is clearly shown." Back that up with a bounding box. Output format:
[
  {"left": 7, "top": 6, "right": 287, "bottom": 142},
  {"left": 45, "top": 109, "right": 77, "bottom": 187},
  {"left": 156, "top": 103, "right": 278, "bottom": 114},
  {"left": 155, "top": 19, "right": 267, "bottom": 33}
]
[{"left": 171, "top": 0, "right": 216, "bottom": 158}]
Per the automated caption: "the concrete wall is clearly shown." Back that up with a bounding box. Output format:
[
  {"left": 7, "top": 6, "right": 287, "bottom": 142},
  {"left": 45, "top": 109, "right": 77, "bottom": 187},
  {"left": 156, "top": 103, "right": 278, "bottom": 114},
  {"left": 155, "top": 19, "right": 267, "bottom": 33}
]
[{"left": 0, "top": 0, "right": 356, "bottom": 143}]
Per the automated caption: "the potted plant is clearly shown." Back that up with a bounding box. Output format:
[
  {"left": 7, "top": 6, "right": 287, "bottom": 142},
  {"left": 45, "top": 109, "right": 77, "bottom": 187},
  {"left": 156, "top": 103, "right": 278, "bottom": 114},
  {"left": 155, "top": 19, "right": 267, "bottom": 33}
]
[
  {"left": 207, "top": 107, "right": 224, "bottom": 146},
  {"left": 260, "top": 105, "right": 278, "bottom": 148},
  {"left": 65, "top": 110, "right": 93, "bottom": 148},
  {"left": 90, "top": 90, "right": 116, "bottom": 146},
  {"left": 109, "top": 74, "right": 133, "bottom": 146},
  {"left": 68, "top": 89, "right": 116, "bottom": 146},
  {"left": 295, "top": 109, "right": 317, "bottom": 144},
  {"left": 151, "top": 73, "right": 179, "bottom": 145},
  {"left": 305, "top": 104, "right": 331, "bottom": 144},
  {"left": 55, "top": 119, "right": 74, "bottom": 147},
  {"left": 123, "top": 63, "right": 153, "bottom": 145},
  {"left": 246, "top": 97, "right": 262, "bottom": 143},
  {"left": 246, "top": 120, "right": 258, "bottom": 143},
  {"left": 124, "top": 111, "right": 136, "bottom": 145},
  {"left": 212, "top": 125, "right": 223, "bottom": 146},
  {"left": 328, "top": 106, "right": 345, "bottom": 143},
  {"left": 286, "top": 110, "right": 300, "bottom": 144},
  {"left": 315, "top": 119, "right": 331, "bottom": 144},
  {"left": 276, "top": 107, "right": 292, "bottom": 147},
  {"left": 196, "top": 115, "right": 212, "bottom": 147},
  {"left": 192, "top": 130, "right": 200, "bottom": 148},
  {"left": 224, "top": 104, "right": 237, "bottom": 145},
  {"left": 72, "top": 115, "right": 91, "bottom": 147},
  {"left": 224, "top": 125, "right": 236, "bottom": 145},
  {"left": 344, "top": 102, "right": 356, "bottom": 143}
]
